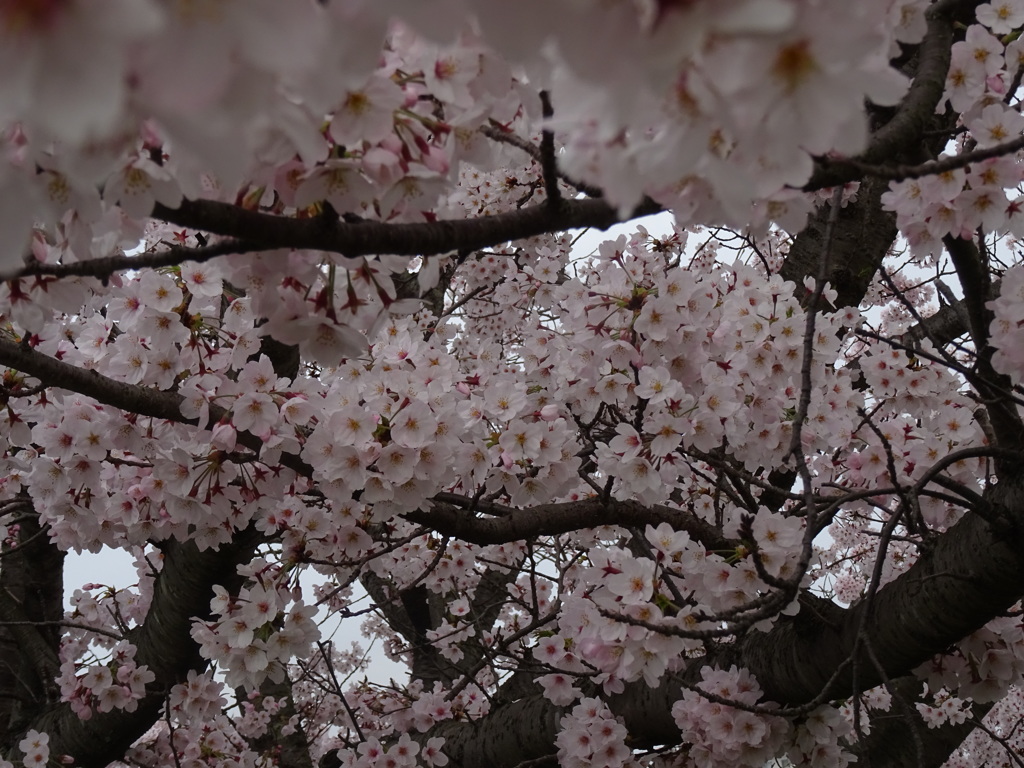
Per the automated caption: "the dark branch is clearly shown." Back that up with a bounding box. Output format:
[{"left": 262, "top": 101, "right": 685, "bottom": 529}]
[
  {"left": 537, "top": 91, "right": 562, "bottom": 208},
  {"left": 151, "top": 196, "right": 661, "bottom": 260},
  {"left": 407, "top": 496, "right": 734, "bottom": 552},
  {"left": 943, "top": 236, "right": 1024, "bottom": 454},
  {"left": 1, "top": 239, "right": 260, "bottom": 282},
  {"left": 427, "top": 470, "right": 1024, "bottom": 767},
  {"left": 817, "top": 133, "right": 1024, "bottom": 186}
]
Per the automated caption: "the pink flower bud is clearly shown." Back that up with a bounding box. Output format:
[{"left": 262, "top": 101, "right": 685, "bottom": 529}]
[
  {"left": 539, "top": 404, "right": 559, "bottom": 421},
  {"left": 420, "top": 145, "right": 450, "bottom": 174},
  {"left": 211, "top": 422, "right": 237, "bottom": 452}
]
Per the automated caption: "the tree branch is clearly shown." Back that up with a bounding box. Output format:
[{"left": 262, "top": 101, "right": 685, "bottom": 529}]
[
  {"left": 150, "top": 196, "right": 662, "bottom": 261},
  {"left": 0, "top": 337, "right": 313, "bottom": 477},
  {"left": 0, "top": 239, "right": 261, "bottom": 283},
  {"left": 819, "top": 133, "right": 1024, "bottom": 185},
  {"left": 781, "top": 176, "right": 897, "bottom": 318},
  {"left": 478, "top": 125, "right": 604, "bottom": 198},
  {"left": 23, "top": 528, "right": 264, "bottom": 768},
  {"left": 407, "top": 496, "right": 733, "bottom": 552},
  {"left": 0, "top": 508, "right": 63, "bottom": 742},
  {"left": 942, "top": 236, "right": 1024, "bottom": 454}
]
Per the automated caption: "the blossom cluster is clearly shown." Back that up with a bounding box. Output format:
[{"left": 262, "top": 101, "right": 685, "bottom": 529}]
[
  {"left": 125, "top": 715, "right": 268, "bottom": 768},
  {"left": 329, "top": 734, "right": 448, "bottom": 768},
  {"left": 168, "top": 670, "right": 228, "bottom": 725},
  {"left": 787, "top": 705, "right": 857, "bottom": 767},
  {"left": 190, "top": 562, "right": 321, "bottom": 690},
  {"left": 671, "top": 666, "right": 790, "bottom": 768},
  {"left": 917, "top": 615, "right": 1024, "bottom": 704},
  {"left": 16, "top": 731, "right": 48, "bottom": 768},
  {"left": 554, "top": 698, "right": 635, "bottom": 768},
  {"left": 990, "top": 263, "right": 1024, "bottom": 383},
  {"left": 0, "top": 0, "right": 1021, "bottom": 759},
  {"left": 879, "top": 11, "right": 1024, "bottom": 259},
  {"left": 915, "top": 689, "right": 973, "bottom": 729},
  {"left": 58, "top": 640, "right": 154, "bottom": 719}
]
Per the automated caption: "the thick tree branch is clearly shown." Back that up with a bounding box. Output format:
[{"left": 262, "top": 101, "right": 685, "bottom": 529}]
[
  {"left": 943, "top": 235, "right": 993, "bottom": 351},
  {"left": 781, "top": 176, "right": 897, "bottom": 312},
  {"left": 23, "top": 528, "right": 264, "bottom": 768},
  {"left": 359, "top": 574, "right": 452, "bottom": 686},
  {"left": 151, "top": 196, "right": 662, "bottom": 261},
  {"left": 0, "top": 509, "right": 64, "bottom": 741},
  {"left": 741, "top": 477, "right": 1024, "bottom": 705},
  {"left": 942, "top": 236, "right": 1024, "bottom": 454},
  {"left": 407, "top": 496, "right": 733, "bottom": 552},
  {"left": 898, "top": 297, "right": 972, "bottom": 349}
]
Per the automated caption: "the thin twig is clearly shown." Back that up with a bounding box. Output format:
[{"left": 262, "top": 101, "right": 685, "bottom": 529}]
[{"left": 2, "top": 239, "right": 262, "bottom": 282}]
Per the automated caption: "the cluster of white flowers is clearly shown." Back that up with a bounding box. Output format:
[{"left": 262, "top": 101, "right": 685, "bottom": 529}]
[
  {"left": 990, "top": 264, "right": 1024, "bottom": 383},
  {"left": 190, "top": 565, "right": 320, "bottom": 690},
  {"left": 14, "top": 731, "right": 47, "bottom": 768},
  {"left": 58, "top": 640, "right": 154, "bottom": 719},
  {"left": 331, "top": 734, "right": 448, "bottom": 768},
  {"left": 787, "top": 705, "right": 857, "bottom": 767},
  {"left": 672, "top": 666, "right": 790, "bottom": 768},
  {"left": 168, "top": 670, "right": 228, "bottom": 724},
  {"left": 915, "top": 690, "right": 973, "bottom": 729},
  {"left": 555, "top": 698, "right": 635, "bottom": 768}
]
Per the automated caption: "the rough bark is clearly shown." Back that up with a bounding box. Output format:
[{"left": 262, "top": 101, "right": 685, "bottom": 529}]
[
  {"left": 360, "top": 573, "right": 452, "bottom": 687},
  {"left": 0, "top": 504, "right": 64, "bottom": 742},
  {"left": 780, "top": 176, "right": 898, "bottom": 310}
]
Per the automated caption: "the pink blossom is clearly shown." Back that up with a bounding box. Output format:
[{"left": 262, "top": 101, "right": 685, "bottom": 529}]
[
  {"left": 104, "top": 156, "right": 182, "bottom": 220},
  {"left": 330, "top": 74, "right": 405, "bottom": 148},
  {"left": 231, "top": 391, "right": 278, "bottom": 435},
  {"left": 389, "top": 400, "right": 437, "bottom": 449},
  {"left": 18, "top": 730, "right": 48, "bottom": 768},
  {"left": 0, "top": 0, "right": 161, "bottom": 143}
]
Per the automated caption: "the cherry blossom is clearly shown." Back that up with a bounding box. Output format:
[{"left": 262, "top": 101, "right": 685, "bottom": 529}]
[
  {"left": 2, "top": 4, "right": 1024, "bottom": 768},
  {"left": 0, "top": 0, "right": 161, "bottom": 143},
  {"left": 17, "top": 731, "right": 48, "bottom": 768},
  {"left": 977, "top": 0, "right": 1024, "bottom": 34}
]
